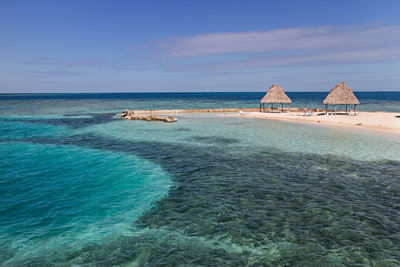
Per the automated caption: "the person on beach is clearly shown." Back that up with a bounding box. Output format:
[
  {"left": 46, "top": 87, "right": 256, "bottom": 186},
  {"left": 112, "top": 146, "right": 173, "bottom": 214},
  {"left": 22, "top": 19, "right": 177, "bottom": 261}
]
[{"left": 304, "top": 106, "right": 307, "bottom": 115}]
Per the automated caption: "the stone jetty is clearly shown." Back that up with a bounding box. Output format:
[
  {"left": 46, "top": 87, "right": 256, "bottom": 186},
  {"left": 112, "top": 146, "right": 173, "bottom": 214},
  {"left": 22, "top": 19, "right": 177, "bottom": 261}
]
[
  {"left": 120, "top": 107, "right": 324, "bottom": 123},
  {"left": 120, "top": 110, "right": 178, "bottom": 123},
  {"left": 121, "top": 108, "right": 259, "bottom": 116},
  {"left": 120, "top": 108, "right": 261, "bottom": 123}
]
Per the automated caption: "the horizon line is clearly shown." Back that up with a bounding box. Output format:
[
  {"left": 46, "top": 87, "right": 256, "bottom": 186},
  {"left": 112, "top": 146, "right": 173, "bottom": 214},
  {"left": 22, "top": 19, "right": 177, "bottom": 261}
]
[{"left": 1, "top": 90, "right": 400, "bottom": 94}]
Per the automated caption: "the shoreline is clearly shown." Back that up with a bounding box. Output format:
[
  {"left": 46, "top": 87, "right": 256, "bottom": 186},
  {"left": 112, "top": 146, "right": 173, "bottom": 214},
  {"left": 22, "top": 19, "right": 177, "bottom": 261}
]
[
  {"left": 231, "top": 111, "right": 400, "bottom": 134},
  {"left": 121, "top": 108, "right": 400, "bottom": 134}
]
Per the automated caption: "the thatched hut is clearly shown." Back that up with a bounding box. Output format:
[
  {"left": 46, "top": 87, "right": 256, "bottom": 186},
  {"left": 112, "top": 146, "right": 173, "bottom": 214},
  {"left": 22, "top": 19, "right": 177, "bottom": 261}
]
[
  {"left": 323, "top": 82, "right": 360, "bottom": 114},
  {"left": 260, "top": 84, "right": 292, "bottom": 112}
]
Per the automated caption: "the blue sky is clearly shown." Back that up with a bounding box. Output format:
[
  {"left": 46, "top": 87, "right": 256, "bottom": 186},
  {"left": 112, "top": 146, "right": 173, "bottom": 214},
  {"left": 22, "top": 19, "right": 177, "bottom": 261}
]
[{"left": 1, "top": 0, "right": 399, "bottom": 93}]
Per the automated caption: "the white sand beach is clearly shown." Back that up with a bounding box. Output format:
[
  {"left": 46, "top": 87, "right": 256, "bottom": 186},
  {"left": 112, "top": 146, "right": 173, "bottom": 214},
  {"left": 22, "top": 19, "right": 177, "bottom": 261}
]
[{"left": 234, "top": 111, "right": 400, "bottom": 134}]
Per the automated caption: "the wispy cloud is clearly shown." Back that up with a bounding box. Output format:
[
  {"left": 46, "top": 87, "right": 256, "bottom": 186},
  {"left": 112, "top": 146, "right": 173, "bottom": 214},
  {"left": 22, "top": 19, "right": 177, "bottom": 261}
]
[
  {"left": 138, "top": 24, "right": 400, "bottom": 71},
  {"left": 23, "top": 24, "right": 400, "bottom": 74},
  {"left": 23, "top": 56, "right": 143, "bottom": 71},
  {"left": 207, "top": 47, "right": 400, "bottom": 70},
  {"left": 126, "top": 45, "right": 148, "bottom": 51},
  {"left": 31, "top": 70, "right": 83, "bottom": 77},
  {"left": 24, "top": 58, "right": 109, "bottom": 67},
  {"left": 23, "top": 57, "right": 53, "bottom": 65},
  {"left": 53, "top": 58, "right": 109, "bottom": 67},
  {"left": 155, "top": 24, "right": 400, "bottom": 59}
]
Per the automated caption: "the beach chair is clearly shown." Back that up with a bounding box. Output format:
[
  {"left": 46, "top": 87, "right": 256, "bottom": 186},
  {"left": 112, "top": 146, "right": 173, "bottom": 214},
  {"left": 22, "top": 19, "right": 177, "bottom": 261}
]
[{"left": 348, "top": 111, "right": 359, "bottom": 116}]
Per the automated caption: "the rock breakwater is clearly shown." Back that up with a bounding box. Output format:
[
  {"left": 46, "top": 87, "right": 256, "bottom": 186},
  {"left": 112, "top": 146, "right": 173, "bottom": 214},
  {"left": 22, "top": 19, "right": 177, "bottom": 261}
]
[{"left": 120, "top": 110, "right": 178, "bottom": 123}]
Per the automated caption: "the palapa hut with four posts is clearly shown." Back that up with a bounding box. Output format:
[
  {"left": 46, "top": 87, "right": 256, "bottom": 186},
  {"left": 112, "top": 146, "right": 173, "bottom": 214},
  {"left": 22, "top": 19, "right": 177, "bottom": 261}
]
[
  {"left": 260, "top": 84, "right": 292, "bottom": 112},
  {"left": 323, "top": 82, "right": 360, "bottom": 115}
]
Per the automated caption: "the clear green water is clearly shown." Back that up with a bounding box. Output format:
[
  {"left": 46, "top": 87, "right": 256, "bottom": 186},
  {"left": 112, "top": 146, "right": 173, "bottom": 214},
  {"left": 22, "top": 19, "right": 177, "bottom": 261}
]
[{"left": 0, "top": 93, "right": 399, "bottom": 266}]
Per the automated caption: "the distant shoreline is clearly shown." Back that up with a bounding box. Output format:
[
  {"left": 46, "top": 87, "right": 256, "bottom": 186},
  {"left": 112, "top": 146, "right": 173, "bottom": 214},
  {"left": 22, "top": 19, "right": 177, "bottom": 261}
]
[{"left": 1, "top": 91, "right": 400, "bottom": 95}]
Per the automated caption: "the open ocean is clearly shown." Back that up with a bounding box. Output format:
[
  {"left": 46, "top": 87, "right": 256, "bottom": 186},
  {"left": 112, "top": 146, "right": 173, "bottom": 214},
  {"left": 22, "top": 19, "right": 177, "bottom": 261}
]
[{"left": 1, "top": 92, "right": 400, "bottom": 266}]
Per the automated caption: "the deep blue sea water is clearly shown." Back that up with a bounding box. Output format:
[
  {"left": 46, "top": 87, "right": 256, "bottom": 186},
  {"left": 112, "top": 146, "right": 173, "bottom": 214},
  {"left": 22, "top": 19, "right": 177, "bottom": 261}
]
[{"left": 0, "top": 92, "right": 399, "bottom": 266}]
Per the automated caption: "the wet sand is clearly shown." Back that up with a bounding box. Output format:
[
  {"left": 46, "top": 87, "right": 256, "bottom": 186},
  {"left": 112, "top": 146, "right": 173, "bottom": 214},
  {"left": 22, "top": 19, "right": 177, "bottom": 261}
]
[{"left": 233, "top": 111, "right": 400, "bottom": 134}]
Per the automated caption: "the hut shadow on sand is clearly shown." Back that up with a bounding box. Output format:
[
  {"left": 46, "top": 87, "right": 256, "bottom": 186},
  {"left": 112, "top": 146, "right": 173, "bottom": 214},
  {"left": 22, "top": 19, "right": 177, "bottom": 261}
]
[{"left": 260, "top": 84, "right": 292, "bottom": 113}]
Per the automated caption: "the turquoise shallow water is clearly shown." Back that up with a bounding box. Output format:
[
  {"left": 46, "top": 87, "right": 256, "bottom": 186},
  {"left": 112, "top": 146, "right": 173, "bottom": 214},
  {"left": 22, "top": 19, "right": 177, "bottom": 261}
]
[
  {"left": 0, "top": 142, "right": 171, "bottom": 264},
  {"left": 0, "top": 93, "right": 400, "bottom": 266}
]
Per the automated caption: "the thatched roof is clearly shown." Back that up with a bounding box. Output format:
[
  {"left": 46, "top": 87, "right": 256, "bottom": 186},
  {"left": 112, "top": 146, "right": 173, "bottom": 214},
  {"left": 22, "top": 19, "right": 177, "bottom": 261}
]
[
  {"left": 323, "top": 82, "right": 360, "bottom": 105},
  {"left": 261, "top": 84, "right": 292, "bottom": 104}
]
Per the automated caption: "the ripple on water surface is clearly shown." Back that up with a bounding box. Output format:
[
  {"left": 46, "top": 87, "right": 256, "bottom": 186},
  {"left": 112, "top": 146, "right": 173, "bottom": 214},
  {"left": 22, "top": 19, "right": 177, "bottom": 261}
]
[
  {"left": 0, "top": 142, "right": 172, "bottom": 264},
  {"left": 7, "top": 131, "right": 398, "bottom": 266},
  {"left": 1, "top": 110, "right": 400, "bottom": 265}
]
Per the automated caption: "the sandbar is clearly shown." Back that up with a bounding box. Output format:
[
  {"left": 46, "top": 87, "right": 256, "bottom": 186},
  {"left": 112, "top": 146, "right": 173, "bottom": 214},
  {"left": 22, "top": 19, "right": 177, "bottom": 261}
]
[{"left": 233, "top": 111, "right": 400, "bottom": 134}]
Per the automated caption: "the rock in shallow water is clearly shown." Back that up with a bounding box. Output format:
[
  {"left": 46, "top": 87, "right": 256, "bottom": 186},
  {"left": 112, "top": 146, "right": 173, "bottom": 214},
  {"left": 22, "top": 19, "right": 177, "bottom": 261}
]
[{"left": 121, "top": 110, "right": 177, "bottom": 123}]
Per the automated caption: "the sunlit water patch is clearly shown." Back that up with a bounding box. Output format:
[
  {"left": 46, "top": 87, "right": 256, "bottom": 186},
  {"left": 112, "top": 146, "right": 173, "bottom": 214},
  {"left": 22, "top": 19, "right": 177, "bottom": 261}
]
[
  {"left": 0, "top": 142, "right": 171, "bottom": 264},
  {"left": 78, "top": 113, "right": 400, "bottom": 161}
]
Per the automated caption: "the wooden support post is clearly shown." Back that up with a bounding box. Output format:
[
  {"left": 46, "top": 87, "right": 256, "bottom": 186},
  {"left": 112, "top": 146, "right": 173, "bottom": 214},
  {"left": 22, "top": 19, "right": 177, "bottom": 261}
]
[
  {"left": 325, "top": 104, "right": 328, "bottom": 114},
  {"left": 345, "top": 104, "right": 348, "bottom": 115},
  {"left": 334, "top": 104, "right": 337, "bottom": 115},
  {"left": 280, "top": 103, "right": 283, "bottom": 113}
]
